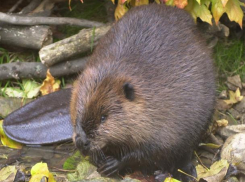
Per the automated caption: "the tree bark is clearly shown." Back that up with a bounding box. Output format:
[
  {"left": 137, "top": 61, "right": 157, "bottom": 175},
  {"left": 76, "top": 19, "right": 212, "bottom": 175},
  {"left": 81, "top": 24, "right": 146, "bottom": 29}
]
[
  {"left": 0, "top": 57, "right": 88, "bottom": 81},
  {"left": 0, "top": 25, "right": 52, "bottom": 49},
  {"left": 39, "top": 24, "right": 111, "bottom": 66}
]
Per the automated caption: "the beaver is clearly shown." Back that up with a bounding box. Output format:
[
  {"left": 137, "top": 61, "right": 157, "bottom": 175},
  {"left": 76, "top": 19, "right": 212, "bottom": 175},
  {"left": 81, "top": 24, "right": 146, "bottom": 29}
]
[{"left": 70, "top": 3, "right": 216, "bottom": 181}]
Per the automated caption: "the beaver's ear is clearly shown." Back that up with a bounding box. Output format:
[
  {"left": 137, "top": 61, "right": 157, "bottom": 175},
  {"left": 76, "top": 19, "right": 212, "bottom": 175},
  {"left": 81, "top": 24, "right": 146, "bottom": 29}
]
[{"left": 123, "top": 82, "right": 135, "bottom": 101}]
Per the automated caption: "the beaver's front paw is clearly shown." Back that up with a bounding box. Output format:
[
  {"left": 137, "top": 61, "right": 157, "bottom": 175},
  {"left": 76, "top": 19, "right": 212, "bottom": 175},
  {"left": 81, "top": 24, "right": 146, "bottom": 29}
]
[{"left": 97, "top": 156, "right": 124, "bottom": 177}]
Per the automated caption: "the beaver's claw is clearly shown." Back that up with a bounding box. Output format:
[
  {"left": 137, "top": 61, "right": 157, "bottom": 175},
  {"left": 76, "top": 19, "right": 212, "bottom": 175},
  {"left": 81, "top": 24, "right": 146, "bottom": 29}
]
[{"left": 97, "top": 156, "right": 123, "bottom": 177}]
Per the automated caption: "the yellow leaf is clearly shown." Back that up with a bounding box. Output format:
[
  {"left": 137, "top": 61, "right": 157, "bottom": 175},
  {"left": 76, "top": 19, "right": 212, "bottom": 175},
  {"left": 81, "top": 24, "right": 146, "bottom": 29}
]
[
  {"left": 196, "top": 0, "right": 201, "bottom": 4},
  {"left": 164, "top": 177, "right": 181, "bottom": 182},
  {"left": 134, "top": 0, "right": 149, "bottom": 6},
  {"left": 115, "top": 3, "right": 128, "bottom": 20},
  {"left": 212, "top": 0, "right": 226, "bottom": 24},
  {"left": 216, "top": 119, "right": 228, "bottom": 127},
  {"left": 224, "top": 88, "right": 243, "bottom": 105},
  {"left": 40, "top": 70, "right": 60, "bottom": 96},
  {"left": 0, "top": 166, "right": 17, "bottom": 181},
  {"left": 196, "top": 159, "right": 229, "bottom": 180},
  {"left": 30, "top": 162, "right": 56, "bottom": 182},
  {"left": 111, "top": 0, "right": 115, "bottom": 4},
  {"left": 155, "top": 0, "right": 161, "bottom": 4},
  {"left": 193, "top": 2, "right": 212, "bottom": 24},
  {"left": 221, "top": 0, "right": 229, "bottom": 6},
  {"left": 225, "top": 0, "right": 243, "bottom": 28},
  {"left": 185, "top": 0, "right": 212, "bottom": 24},
  {"left": 0, "top": 120, "right": 23, "bottom": 149},
  {"left": 174, "top": 0, "right": 188, "bottom": 8}
]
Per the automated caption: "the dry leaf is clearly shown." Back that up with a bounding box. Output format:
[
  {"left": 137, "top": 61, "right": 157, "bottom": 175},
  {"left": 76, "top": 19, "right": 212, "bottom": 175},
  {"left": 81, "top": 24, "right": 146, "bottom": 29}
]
[
  {"left": 216, "top": 119, "right": 229, "bottom": 127},
  {"left": 224, "top": 88, "right": 243, "bottom": 105},
  {"left": 196, "top": 159, "right": 229, "bottom": 180},
  {"left": 40, "top": 70, "right": 60, "bottom": 96},
  {"left": 0, "top": 166, "right": 17, "bottom": 181}
]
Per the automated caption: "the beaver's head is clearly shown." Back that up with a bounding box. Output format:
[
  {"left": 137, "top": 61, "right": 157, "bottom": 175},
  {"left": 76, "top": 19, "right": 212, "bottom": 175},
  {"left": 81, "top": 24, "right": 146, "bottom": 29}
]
[{"left": 70, "top": 66, "right": 153, "bottom": 162}]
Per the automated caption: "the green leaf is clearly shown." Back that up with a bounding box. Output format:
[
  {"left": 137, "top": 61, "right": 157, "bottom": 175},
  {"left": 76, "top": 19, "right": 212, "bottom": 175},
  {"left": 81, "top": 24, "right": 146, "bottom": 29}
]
[
  {"left": 23, "top": 80, "right": 41, "bottom": 98},
  {"left": 1, "top": 87, "right": 24, "bottom": 98}
]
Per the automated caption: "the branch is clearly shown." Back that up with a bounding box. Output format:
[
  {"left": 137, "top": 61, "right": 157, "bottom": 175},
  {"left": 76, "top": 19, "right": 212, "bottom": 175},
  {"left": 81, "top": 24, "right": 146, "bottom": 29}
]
[
  {"left": 8, "top": 0, "right": 24, "bottom": 13},
  {"left": 0, "top": 12, "right": 104, "bottom": 27},
  {"left": 0, "top": 25, "right": 52, "bottom": 49},
  {"left": 19, "top": 0, "right": 42, "bottom": 14},
  {"left": 0, "top": 57, "right": 88, "bottom": 81},
  {"left": 39, "top": 24, "right": 111, "bottom": 66}
]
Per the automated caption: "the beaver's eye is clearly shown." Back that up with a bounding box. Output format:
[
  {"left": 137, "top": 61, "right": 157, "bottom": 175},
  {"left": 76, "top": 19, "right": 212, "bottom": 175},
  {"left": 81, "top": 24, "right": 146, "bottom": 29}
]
[{"left": 101, "top": 115, "right": 107, "bottom": 123}]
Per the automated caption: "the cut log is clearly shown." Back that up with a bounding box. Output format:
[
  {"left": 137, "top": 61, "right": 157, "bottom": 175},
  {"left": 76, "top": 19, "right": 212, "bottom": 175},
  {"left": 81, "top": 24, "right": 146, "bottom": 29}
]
[
  {"left": 39, "top": 24, "right": 111, "bottom": 66},
  {"left": 0, "top": 57, "right": 88, "bottom": 81},
  {"left": 0, "top": 25, "right": 52, "bottom": 49}
]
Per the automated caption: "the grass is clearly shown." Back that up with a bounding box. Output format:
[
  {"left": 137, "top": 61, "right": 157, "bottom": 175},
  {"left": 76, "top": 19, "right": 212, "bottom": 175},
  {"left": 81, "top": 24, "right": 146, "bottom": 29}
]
[
  {"left": 214, "top": 38, "right": 245, "bottom": 91},
  {"left": 57, "top": 0, "right": 108, "bottom": 37}
]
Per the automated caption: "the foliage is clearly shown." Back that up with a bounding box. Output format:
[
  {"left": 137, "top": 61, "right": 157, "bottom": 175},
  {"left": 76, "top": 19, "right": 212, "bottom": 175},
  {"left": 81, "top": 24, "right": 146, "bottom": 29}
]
[{"left": 112, "top": 0, "right": 244, "bottom": 27}]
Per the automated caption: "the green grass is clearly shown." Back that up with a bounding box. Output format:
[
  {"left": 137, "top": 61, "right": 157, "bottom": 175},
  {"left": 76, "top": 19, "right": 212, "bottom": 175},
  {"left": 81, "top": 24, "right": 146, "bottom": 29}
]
[
  {"left": 214, "top": 39, "right": 245, "bottom": 91},
  {"left": 57, "top": 0, "right": 108, "bottom": 37}
]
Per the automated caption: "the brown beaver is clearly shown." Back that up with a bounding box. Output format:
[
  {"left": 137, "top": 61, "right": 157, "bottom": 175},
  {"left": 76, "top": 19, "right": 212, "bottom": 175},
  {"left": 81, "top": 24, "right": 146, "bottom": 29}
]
[{"left": 70, "top": 3, "right": 215, "bottom": 181}]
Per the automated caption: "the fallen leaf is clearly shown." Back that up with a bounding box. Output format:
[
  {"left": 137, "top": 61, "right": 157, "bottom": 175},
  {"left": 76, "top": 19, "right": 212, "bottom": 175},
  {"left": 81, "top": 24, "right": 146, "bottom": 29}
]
[
  {"left": 23, "top": 80, "right": 41, "bottom": 98},
  {"left": 40, "top": 70, "right": 60, "bottom": 96},
  {"left": 0, "top": 166, "right": 17, "bottom": 181},
  {"left": 1, "top": 87, "right": 24, "bottom": 98},
  {"left": 196, "top": 159, "right": 229, "bottom": 180},
  {"left": 224, "top": 88, "right": 243, "bottom": 105},
  {"left": 216, "top": 119, "right": 229, "bottom": 127},
  {"left": 0, "top": 120, "right": 22, "bottom": 149},
  {"left": 29, "top": 162, "right": 56, "bottom": 182},
  {"left": 164, "top": 177, "right": 181, "bottom": 182}
]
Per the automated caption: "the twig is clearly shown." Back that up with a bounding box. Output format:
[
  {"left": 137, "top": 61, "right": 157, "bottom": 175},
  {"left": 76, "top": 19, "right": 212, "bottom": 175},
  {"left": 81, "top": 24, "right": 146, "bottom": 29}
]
[
  {"left": 19, "top": 0, "right": 42, "bottom": 14},
  {"left": 8, "top": 0, "right": 24, "bottom": 13},
  {"left": 0, "top": 12, "right": 104, "bottom": 27}
]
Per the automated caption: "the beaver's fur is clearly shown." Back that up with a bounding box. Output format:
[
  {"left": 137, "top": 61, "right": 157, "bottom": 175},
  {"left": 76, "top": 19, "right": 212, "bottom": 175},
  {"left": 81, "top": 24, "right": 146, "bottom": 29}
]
[{"left": 71, "top": 4, "right": 215, "bottom": 181}]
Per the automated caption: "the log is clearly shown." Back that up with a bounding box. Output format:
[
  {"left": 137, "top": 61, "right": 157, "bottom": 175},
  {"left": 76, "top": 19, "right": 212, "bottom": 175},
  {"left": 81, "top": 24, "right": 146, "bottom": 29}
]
[
  {"left": 0, "top": 57, "right": 88, "bottom": 81},
  {"left": 0, "top": 12, "right": 104, "bottom": 27},
  {"left": 0, "top": 25, "right": 52, "bottom": 49},
  {"left": 39, "top": 24, "right": 111, "bottom": 66}
]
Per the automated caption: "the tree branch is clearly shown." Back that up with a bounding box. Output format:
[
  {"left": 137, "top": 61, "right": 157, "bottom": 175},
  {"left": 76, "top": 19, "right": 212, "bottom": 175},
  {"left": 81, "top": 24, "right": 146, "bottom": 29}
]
[{"left": 0, "top": 12, "right": 104, "bottom": 27}]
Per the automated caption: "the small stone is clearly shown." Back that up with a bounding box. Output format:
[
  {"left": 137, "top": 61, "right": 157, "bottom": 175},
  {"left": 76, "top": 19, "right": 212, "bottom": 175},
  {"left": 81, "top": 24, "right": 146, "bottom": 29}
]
[
  {"left": 226, "top": 75, "right": 242, "bottom": 90},
  {"left": 234, "top": 98, "right": 245, "bottom": 113},
  {"left": 228, "top": 108, "right": 241, "bottom": 120},
  {"left": 216, "top": 99, "right": 232, "bottom": 111},
  {"left": 221, "top": 133, "right": 245, "bottom": 174},
  {"left": 219, "top": 90, "right": 228, "bottom": 99}
]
